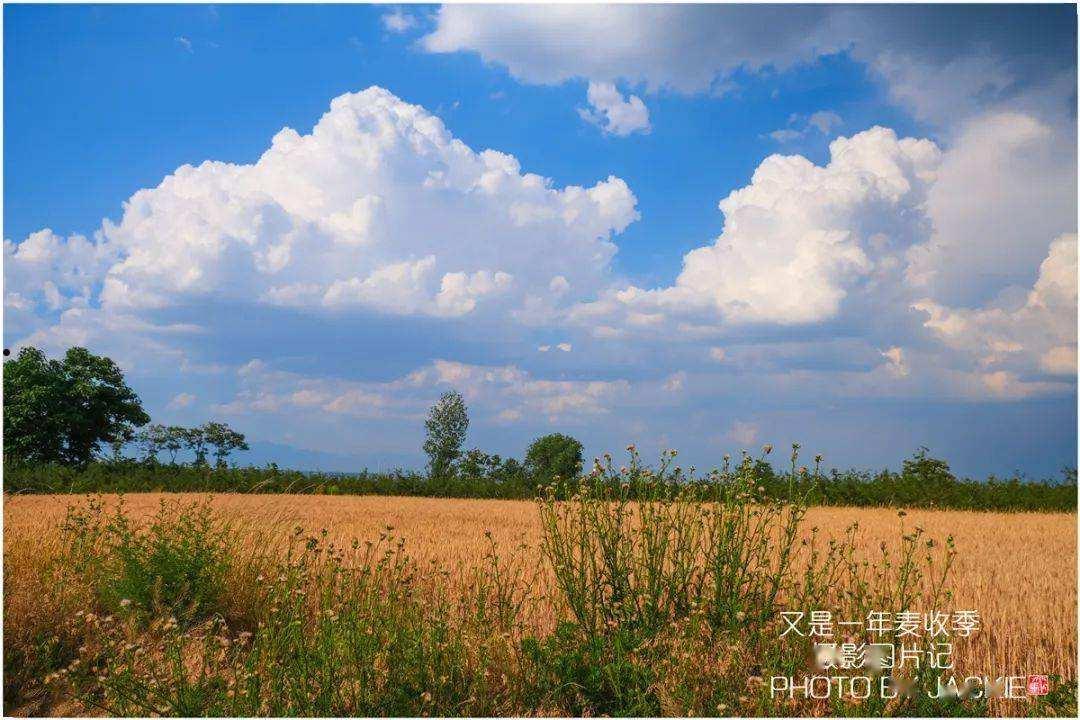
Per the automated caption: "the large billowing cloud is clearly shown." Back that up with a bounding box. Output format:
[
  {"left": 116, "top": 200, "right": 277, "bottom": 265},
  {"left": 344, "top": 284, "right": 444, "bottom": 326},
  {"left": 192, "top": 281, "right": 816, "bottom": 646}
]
[
  {"left": 564, "top": 116, "right": 1075, "bottom": 400},
  {"left": 423, "top": 4, "right": 838, "bottom": 94},
  {"left": 5, "top": 87, "right": 640, "bottom": 369},
  {"left": 611, "top": 127, "right": 939, "bottom": 325},
  {"left": 92, "top": 87, "right": 637, "bottom": 319},
  {"left": 3, "top": 86, "right": 649, "bottom": 410},
  {"left": 906, "top": 113, "right": 1078, "bottom": 305},
  {"left": 421, "top": 5, "right": 1076, "bottom": 133}
]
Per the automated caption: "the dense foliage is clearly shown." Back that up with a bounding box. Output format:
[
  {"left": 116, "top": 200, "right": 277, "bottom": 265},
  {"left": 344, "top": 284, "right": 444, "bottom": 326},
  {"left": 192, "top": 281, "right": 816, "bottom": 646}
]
[
  {"left": 423, "top": 390, "right": 469, "bottom": 479},
  {"left": 747, "top": 447, "right": 1077, "bottom": 512},
  {"left": 5, "top": 447, "right": 1075, "bottom": 511},
  {"left": 525, "top": 433, "right": 583, "bottom": 487},
  {"left": 3, "top": 347, "right": 150, "bottom": 466},
  {"left": 132, "top": 422, "right": 249, "bottom": 467},
  {"left": 3, "top": 346, "right": 248, "bottom": 470}
]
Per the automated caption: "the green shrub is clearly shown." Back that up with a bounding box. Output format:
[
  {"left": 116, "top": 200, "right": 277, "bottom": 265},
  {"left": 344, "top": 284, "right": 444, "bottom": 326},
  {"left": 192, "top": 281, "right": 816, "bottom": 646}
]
[
  {"left": 59, "top": 521, "right": 519, "bottom": 716},
  {"left": 59, "top": 497, "right": 232, "bottom": 622},
  {"left": 521, "top": 620, "right": 662, "bottom": 716},
  {"left": 535, "top": 446, "right": 963, "bottom": 716},
  {"left": 525, "top": 433, "right": 583, "bottom": 488}
]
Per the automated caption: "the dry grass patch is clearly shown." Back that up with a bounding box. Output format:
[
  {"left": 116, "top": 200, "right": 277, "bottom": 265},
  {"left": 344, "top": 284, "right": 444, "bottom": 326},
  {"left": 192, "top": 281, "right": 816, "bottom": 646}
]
[{"left": 4, "top": 489, "right": 1076, "bottom": 716}]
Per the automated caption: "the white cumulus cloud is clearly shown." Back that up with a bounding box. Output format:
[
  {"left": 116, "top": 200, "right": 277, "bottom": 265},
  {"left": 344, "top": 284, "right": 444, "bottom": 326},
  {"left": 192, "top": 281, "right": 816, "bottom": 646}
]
[
  {"left": 575, "top": 126, "right": 940, "bottom": 326},
  {"left": 906, "top": 112, "right": 1077, "bottom": 305},
  {"left": 578, "top": 82, "right": 651, "bottom": 137},
  {"left": 8, "top": 87, "right": 639, "bottom": 345},
  {"left": 913, "top": 234, "right": 1077, "bottom": 383}
]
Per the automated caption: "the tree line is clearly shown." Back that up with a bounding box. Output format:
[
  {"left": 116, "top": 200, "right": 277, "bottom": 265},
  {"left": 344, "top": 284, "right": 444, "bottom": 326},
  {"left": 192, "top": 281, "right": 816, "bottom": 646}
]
[
  {"left": 126, "top": 422, "right": 249, "bottom": 467},
  {"left": 419, "top": 388, "right": 583, "bottom": 490},
  {"left": 1, "top": 346, "right": 581, "bottom": 491},
  {"left": 4, "top": 347, "right": 247, "bottom": 467},
  {"left": 3, "top": 346, "right": 1076, "bottom": 512}
]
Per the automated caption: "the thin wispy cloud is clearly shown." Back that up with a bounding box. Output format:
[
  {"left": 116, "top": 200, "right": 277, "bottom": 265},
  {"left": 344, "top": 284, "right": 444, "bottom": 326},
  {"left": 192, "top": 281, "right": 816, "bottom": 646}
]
[
  {"left": 381, "top": 8, "right": 418, "bottom": 34},
  {"left": 767, "top": 110, "right": 843, "bottom": 143}
]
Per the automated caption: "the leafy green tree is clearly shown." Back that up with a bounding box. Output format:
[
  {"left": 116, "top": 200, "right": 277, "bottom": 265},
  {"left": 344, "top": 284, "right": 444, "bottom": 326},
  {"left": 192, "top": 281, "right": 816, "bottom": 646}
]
[
  {"left": 182, "top": 426, "right": 210, "bottom": 466},
  {"left": 3, "top": 346, "right": 150, "bottom": 465},
  {"left": 902, "top": 447, "right": 954, "bottom": 484},
  {"left": 108, "top": 437, "right": 129, "bottom": 463},
  {"left": 525, "top": 433, "right": 583, "bottom": 487},
  {"left": 457, "top": 448, "right": 501, "bottom": 479},
  {"left": 423, "top": 390, "right": 469, "bottom": 479},
  {"left": 136, "top": 424, "right": 170, "bottom": 463},
  {"left": 202, "top": 421, "right": 249, "bottom": 467},
  {"left": 162, "top": 426, "right": 186, "bottom": 464},
  {"left": 900, "top": 447, "right": 958, "bottom": 508},
  {"left": 451, "top": 449, "right": 527, "bottom": 497}
]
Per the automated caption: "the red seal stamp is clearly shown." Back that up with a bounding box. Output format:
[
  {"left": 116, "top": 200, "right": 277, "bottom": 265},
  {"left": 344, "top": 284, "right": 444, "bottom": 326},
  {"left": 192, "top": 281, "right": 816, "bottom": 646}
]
[{"left": 1027, "top": 675, "right": 1050, "bottom": 696}]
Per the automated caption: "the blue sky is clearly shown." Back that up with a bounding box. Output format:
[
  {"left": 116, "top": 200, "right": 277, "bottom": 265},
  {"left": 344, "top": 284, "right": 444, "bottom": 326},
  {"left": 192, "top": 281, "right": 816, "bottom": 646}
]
[
  {"left": 4, "top": 4, "right": 1077, "bottom": 478},
  {"left": 5, "top": 4, "right": 916, "bottom": 285}
]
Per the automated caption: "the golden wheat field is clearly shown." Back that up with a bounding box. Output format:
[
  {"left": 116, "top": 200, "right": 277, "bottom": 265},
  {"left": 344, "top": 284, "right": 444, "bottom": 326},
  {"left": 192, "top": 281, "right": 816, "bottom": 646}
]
[{"left": 5, "top": 491, "right": 1076, "bottom": 689}]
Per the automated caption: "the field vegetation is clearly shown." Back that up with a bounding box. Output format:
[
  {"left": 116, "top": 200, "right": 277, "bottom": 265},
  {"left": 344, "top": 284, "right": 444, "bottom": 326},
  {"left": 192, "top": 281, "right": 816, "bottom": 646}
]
[
  {"left": 6, "top": 447, "right": 1075, "bottom": 512},
  {"left": 5, "top": 448, "right": 1076, "bottom": 717}
]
